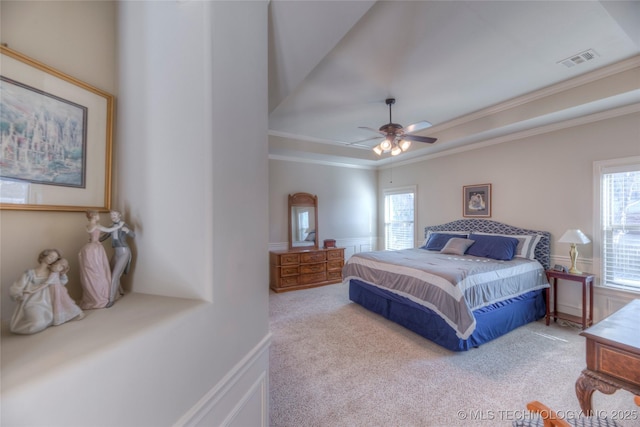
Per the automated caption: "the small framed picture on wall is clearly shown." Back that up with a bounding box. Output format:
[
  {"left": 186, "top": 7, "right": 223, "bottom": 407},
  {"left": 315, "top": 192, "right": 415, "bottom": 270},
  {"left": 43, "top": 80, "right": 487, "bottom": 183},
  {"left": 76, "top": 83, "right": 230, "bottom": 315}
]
[{"left": 463, "top": 184, "right": 491, "bottom": 218}]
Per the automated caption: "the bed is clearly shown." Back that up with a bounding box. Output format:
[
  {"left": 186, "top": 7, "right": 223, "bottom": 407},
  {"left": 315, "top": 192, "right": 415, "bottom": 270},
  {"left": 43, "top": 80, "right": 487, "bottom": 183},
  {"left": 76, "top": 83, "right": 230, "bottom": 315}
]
[{"left": 344, "top": 219, "right": 550, "bottom": 351}]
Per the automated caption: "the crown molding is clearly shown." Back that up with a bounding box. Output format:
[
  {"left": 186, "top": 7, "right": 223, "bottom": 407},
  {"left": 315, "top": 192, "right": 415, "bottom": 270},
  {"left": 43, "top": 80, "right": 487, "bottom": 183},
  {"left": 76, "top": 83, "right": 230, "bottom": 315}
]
[
  {"left": 382, "top": 102, "right": 640, "bottom": 170},
  {"left": 268, "top": 153, "right": 376, "bottom": 170},
  {"left": 426, "top": 55, "right": 640, "bottom": 135}
]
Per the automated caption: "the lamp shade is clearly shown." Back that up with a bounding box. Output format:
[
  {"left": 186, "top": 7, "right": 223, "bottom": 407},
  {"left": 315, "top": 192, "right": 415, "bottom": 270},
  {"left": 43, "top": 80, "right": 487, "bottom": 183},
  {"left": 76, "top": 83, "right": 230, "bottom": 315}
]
[{"left": 558, "top": 229, "right": 591, "bottom": 244}]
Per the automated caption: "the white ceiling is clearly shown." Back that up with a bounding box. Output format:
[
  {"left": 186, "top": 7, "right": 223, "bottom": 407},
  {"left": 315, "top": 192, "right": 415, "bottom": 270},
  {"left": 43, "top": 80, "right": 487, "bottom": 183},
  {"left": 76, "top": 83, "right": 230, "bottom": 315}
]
[{"left": 268, "top": 1, "right": 640, "bottom": 168}]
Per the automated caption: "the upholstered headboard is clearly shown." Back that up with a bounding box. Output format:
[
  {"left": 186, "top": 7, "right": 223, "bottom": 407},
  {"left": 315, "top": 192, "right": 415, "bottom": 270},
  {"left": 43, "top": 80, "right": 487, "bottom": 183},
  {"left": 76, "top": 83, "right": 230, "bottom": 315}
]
[{"left": 424, "top": 219, "right": 551, "bottom": 270}]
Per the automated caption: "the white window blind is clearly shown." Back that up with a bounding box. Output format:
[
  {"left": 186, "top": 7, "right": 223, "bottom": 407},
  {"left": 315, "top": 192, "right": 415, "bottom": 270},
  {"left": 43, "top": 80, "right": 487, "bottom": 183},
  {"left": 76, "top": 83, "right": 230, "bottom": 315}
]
[
  {"left": 599, "top": 162, "right": 640, "bottom": 291},
  {"left": 384, "top": 187, "right": 416, "bottom": 250}
]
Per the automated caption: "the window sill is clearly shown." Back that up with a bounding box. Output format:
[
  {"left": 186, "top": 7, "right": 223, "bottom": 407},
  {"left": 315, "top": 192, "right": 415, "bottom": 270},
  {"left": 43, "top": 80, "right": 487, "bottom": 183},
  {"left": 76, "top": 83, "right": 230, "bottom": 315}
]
[{"left": 596, "top": 283, "right": 640, "bottom": 297}]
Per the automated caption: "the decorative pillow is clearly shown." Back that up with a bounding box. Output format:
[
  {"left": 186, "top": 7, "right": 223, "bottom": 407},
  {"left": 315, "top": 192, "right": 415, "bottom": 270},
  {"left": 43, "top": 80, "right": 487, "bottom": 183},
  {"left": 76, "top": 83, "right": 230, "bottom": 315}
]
[
  {"left": 466, "top": 233, "right": 519, "bottom": 261},
  {"left": 421, "top": 231, "right": 469, "bottom": 249},
  {"left": 473, "top": 232, "right": 542, "bottom": 259},
  {"left": 440, "top": 238, "right": 475, "bottom": 255},
  {"left": 304, "top": 231, "right": 316, "bottom": 242},
  {"left": 421, "top": 232, "right": 469, "bottom": 251}
]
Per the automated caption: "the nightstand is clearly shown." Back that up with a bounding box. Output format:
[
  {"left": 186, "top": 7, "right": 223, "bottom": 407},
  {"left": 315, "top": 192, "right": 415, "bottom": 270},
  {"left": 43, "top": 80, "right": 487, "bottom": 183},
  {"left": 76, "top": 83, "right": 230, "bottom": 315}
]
[{"left": 545, "top": 270, "right": 594, "bottom": 329}]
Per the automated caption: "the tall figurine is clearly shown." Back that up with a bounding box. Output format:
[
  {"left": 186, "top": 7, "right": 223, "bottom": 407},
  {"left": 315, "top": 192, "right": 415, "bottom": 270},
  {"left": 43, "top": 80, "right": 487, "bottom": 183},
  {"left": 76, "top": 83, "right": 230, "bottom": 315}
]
[
  {"left": 79, "top": 210, "right": 123, "bottom": 309},
  {"left": 9, "top": 249, "right": 60, "bottom": 334},
  {"left": 48, "top": 258, "right": 84, "bottom": 325},
  {"left": 100, "top": 210, "right": 135, "bottom": 308}
]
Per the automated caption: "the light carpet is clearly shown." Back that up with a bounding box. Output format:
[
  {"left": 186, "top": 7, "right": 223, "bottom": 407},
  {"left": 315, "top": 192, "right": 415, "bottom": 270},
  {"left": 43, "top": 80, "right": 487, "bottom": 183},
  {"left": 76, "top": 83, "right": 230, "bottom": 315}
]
[{"left": 269, "top": 282, "right": 638, "bottom": 427}]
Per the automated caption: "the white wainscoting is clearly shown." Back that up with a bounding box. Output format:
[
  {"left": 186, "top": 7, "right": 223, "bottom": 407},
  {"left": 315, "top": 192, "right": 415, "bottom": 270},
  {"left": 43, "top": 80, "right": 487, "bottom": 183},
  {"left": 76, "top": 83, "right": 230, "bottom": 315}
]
[
  {"left": 268, "top": 237, "right": 378, "bottom": 260},
  {"left": 176, "top": 333, "right": 271, "bottom": 427},
  {"left": 549, "top": 255, "right": 639, "bottom": 323},
  {"left": 336, "top": 237, "right": 378, "bottom": 259}
]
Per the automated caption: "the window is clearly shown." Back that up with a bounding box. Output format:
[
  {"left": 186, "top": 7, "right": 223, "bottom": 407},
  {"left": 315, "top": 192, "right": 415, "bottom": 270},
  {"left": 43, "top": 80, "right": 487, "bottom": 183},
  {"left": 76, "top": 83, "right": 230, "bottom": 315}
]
[
  {"left": 595, "top": 157, "right": 640, "bottom": 292},
  {"left": 383, "top": 186, "right": 416, "bottom": 250}
]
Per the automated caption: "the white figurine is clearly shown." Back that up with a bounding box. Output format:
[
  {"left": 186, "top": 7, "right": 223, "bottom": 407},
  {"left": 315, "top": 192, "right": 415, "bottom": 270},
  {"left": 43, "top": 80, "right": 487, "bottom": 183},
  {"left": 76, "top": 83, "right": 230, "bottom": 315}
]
[
  {"left": 100, "top": 210, "right": 135, "bottom": 308},
  {"left": 9, "top": 249, "right": 60, "bottom": 334}
]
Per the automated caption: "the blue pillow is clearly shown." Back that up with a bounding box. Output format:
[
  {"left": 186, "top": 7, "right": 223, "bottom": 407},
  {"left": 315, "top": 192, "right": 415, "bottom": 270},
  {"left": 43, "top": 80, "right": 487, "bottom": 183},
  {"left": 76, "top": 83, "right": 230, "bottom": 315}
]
[
  {"left": 422, "top": 233, "right": 467, "bottom": 251},
  {"left": 466, "top": 233, "right": 519, "bottom": 261}
]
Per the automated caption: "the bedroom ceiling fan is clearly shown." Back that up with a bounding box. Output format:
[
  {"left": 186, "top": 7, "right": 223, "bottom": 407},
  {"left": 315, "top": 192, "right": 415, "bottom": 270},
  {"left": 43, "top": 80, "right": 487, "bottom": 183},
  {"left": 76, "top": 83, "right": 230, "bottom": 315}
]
[{"left": 358, "top": 98, "right": 437, "bottom": 156}]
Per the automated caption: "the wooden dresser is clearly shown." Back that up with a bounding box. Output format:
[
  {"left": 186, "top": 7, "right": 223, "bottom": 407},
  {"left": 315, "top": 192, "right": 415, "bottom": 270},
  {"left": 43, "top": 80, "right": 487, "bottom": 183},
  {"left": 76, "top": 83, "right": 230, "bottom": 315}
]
[{"left": 269, "top": 247, "right": 345, "bottom": 292}]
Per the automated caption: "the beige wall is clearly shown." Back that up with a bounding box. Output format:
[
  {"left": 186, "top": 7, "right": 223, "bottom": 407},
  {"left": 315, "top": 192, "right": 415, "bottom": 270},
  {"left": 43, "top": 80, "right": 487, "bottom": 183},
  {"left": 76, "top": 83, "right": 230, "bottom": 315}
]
[
  {"left": 378, "top": 111, "right": 640, "bottom": 320},
  {"left": 269, "top": 112, "right": 640, "bottom": 263},
  {"left": 2, "top": 2, "right": 271, "bottom": 425},
  {"left": 379, "top": 112, "right": 640, "bottom": 261},
  {"left": 269, "top": 159, "right": 377, "bottom": 246},
  {"left": 0, "top": 0, "right": 117, "bottom": 320},
  {"left": 268, "top": 111, "right": 639, "bottom": 320}
]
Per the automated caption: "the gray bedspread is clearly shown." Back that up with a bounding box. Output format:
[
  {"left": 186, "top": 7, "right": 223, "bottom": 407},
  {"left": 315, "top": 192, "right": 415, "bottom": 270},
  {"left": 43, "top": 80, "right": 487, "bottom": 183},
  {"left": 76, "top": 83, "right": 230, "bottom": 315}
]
[{"left": 342, "top": 249, "right": 549, "bottom": 339}]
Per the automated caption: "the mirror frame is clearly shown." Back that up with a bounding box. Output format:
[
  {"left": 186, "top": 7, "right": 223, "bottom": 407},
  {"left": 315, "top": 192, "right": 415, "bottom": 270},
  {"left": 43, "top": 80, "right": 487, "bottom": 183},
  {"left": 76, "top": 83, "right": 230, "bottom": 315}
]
[{"left": 288, "top": 192, "right": 319, "bottom": 250}]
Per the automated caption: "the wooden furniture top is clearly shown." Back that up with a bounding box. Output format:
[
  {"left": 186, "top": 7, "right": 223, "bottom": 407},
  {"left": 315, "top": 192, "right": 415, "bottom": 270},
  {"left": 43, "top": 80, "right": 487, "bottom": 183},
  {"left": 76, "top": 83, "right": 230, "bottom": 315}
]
[
  {"left": 580, "top": 299, "right": 640, "bottom": 354},
  {"left": 545, "top": 270, "right": 594, "bottom": 280},
  {"left": 270, "top": 247, "right": 338, "bottom": 255}
]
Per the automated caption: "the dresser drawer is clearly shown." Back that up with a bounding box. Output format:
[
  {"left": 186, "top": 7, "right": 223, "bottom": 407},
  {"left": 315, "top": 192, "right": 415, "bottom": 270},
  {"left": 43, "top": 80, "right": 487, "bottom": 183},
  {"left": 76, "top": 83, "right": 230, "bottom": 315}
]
[
  {"left": 301, "top": 251, "right": 326, "bottom": 263},
  {"left": 595, "top": 343, "right": 640, "bottom": 385},
  {"left": 299, "top": 271, "right": 326, "bottom": 285},
  {"left": 326, "top": 249, "right": 343, "bottom": 260},
  {"left": 281, "top": 266, "right": 299, "bottom": 276},
  {"left": 327, "top": 260, "right": 343, "bottom": 271},
  {"left": 280, "top": 253, "right": 300, "bottom": 265},
  {"left": 327, "top": 271, "right": 342, "bottom": 281},
  {"left": 280, "top": 276, "right": 299, "bottom": 287},
  {"left": 300, "top": 263, "right": 325, "bottom": 274}
]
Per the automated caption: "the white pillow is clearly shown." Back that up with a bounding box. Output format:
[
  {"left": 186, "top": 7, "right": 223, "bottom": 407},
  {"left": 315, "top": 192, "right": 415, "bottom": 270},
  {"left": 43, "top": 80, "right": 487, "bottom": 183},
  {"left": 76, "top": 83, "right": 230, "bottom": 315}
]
[
  {"left": 440, "top": 237, "right": 475, "bottom": 255},
  {"left": 473, "top": 232, "right": 542, "bottom": 259},
  {"left": 421, "top": 230, "right": 469, "bottom": 248}
]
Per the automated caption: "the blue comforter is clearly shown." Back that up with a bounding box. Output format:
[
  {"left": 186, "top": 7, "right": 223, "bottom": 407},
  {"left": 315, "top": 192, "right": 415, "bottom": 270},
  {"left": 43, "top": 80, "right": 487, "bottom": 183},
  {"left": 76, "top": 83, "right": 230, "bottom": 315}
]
[{"left": 342, "top": 249, "right": 549, "bottom": 339}]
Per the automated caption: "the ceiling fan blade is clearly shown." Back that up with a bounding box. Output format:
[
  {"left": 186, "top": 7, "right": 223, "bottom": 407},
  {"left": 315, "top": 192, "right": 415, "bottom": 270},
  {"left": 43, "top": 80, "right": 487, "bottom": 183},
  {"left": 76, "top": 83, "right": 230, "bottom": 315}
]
[
  {"left": 358, "top": 126, "right": 386, "bottom": 136},
  {"left": 402, "top": 134, "right": 437, "bottom": 144},
  {"left": 404, "top": 120, "right": 433, "bottom": 134},
  {"left": 346, "top": 135, "right": 383, "bottom": 146}
]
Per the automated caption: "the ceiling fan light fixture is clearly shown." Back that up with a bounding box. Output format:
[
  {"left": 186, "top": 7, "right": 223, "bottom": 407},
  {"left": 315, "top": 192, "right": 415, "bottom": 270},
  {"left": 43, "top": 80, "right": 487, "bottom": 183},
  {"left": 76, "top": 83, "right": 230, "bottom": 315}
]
[
  {"left": 399, "top": 139, "right": 411, "bottom": 151},
  {"left": 361, "top": 98, "right": 437, "bottom": 158}
]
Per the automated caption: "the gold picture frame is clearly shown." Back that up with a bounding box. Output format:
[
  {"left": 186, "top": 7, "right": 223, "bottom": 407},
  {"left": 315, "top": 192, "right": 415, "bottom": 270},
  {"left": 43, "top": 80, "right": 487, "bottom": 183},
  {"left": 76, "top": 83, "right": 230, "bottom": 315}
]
[
  {"left": 0, "top": 45, "right": 113, "bottom": 211},
  {"left": 463, "top": 184, "right": 491, "bottom": 218}
]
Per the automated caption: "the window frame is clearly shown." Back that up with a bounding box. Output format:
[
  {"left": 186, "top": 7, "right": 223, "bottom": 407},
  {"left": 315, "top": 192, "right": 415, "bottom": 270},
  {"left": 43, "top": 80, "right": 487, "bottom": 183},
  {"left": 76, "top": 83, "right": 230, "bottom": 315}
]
[
  {"left": 593, "top": 156, "right": 640, "bottom": 293},
  {"left": 383, "top": 185, "right": 417, "bottom": 250}
]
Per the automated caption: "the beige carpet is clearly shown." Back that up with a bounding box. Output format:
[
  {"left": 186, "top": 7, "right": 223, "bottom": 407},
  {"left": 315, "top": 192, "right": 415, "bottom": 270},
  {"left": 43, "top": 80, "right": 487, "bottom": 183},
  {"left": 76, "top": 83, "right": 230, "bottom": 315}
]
[{"left": 269, "top": 282, "right": 638, "bottom": 427}]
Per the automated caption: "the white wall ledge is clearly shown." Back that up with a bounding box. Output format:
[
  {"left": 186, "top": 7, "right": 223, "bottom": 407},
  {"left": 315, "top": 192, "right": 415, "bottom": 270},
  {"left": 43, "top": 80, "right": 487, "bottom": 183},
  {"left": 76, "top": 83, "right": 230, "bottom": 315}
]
[{"left": 1, "top": 292, "right": 208, "bottom": 394}]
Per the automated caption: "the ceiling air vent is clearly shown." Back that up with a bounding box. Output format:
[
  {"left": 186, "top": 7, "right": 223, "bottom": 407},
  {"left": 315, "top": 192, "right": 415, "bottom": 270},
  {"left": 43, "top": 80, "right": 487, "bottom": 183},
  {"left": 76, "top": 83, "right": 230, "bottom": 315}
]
[{"left": 558, "top": 49, "right": 599, "bottom": 68}]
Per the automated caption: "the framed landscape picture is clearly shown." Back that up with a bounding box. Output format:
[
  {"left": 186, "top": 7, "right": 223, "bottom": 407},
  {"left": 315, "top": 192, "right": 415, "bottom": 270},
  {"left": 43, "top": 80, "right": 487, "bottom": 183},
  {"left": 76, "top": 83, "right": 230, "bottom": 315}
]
[
  {"left": 0, "top": 45, "right": 113, "bottom": 211},
  {"left": 463, "top": 184, "right": 491, "bottom": 218}
]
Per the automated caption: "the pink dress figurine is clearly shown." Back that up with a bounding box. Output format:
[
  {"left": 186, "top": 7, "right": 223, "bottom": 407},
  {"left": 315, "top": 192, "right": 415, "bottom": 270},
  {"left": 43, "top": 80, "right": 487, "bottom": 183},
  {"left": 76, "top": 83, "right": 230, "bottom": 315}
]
[
  {"left": 47, "top": 258, "right": 84, "bottom": 325},
  {"left": 78, "top": 211, "right": 122, "bottom": 309}
]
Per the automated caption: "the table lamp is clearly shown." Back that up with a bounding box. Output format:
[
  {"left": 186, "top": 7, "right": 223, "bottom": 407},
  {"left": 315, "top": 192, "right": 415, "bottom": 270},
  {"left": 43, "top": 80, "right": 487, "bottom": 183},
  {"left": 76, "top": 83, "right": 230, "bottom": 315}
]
[{"left": 558, "top": 229, "right": 591, "bottom": 274}]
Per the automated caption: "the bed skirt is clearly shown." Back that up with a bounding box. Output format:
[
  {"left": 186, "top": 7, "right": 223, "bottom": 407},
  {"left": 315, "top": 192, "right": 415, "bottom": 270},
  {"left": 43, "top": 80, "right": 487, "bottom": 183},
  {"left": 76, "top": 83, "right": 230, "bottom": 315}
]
[{"left": 348, "top": 279, "right": 546, "bottom": 351}]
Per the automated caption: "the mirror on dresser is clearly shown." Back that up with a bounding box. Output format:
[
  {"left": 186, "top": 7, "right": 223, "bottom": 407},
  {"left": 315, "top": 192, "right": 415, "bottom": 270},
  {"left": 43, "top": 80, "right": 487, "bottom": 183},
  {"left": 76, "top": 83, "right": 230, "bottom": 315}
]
[
  {"left": 270, "top": 192, "right": 344, "bottom": 293},
  {"left": 288, "top": 192, "right": 318, "bottom": 250}
]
